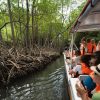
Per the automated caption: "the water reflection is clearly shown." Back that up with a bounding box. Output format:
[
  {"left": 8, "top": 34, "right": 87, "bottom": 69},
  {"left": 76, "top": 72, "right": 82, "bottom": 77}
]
[{"left": 0, "top": 56, "right": 69, "bottom": 100}]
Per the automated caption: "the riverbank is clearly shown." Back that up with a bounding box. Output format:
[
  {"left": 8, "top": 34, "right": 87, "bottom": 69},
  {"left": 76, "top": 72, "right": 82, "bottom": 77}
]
[
  {"left": 0, "top": 46, "right": 60, "bottom": 85},
  {"left": 0, "top": 56, "right": 66, "bottom": 100}
]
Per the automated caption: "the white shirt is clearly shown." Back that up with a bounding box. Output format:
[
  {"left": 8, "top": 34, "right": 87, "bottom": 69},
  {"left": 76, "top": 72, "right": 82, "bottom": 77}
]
[{"left": 73, "top": 65, "right": 82, "bottom": 74}]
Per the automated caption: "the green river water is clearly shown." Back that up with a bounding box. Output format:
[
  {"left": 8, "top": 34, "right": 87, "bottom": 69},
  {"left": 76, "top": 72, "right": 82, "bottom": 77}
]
[{"left": 0, "top": 56, "right": 69, "bottom": 100}]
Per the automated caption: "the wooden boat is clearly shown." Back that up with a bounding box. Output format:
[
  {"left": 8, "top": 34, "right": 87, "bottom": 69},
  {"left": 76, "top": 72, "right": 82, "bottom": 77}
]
[{"left": 64, "top": 0, "right": 100, "bottom": 100}]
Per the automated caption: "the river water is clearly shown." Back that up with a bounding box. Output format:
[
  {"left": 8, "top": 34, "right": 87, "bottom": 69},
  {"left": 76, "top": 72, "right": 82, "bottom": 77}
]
[{"left": 0, "top": 56, "right": 69, "bottom": 100}]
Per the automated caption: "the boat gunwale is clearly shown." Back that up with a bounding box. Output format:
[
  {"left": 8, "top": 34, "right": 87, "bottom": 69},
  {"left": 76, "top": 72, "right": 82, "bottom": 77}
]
[{"left": 63, "top": 52, "right": 82, "bottom": 100}]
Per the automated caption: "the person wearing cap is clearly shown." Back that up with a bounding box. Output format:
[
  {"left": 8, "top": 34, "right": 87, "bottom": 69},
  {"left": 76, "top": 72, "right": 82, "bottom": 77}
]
[{"left": 75, "top": 64, "right": 100, "bottom": 100}]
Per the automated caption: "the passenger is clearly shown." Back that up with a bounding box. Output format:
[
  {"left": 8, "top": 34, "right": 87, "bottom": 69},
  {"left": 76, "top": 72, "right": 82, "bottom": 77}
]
[
  {"left": 91, "top": 39, "right": 96, "bottom": 52},
  {"left": 90, "top": 51, "right": 100, "bottom": 92},
  {"left": 69, "top": 50, "right": 81, "bottom": 77},
  {"left": 72, "top": 50, "right": 81, "bottom": 65},
  {"left": 90, "top": 51, "right": 100, "bottom": 66},
  {"left": 80, "top": 37, "right": 87, "bottom": 55},
  {"left": 90, "top": 72, "right": 100, "bottom": 92},
  {"left": 81, "top": 55, "right": 93, "bottom": 75},
  {"left": 76, "top": 64, "right": 100, "bottom": 100},
  {"left": 69, "top": 64, "right": 82, "bottom": 77},
  {"left": 96, "top": 41, "right": 100, "bottom": 51},
  {"left": 87, "top": 38, "right": 93, "bottom": 54}
]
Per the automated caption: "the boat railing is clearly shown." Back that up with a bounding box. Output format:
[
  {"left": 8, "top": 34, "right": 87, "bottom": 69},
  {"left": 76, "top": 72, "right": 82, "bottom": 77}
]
[{"left": 63, "top": 52, "right": 82, "bottom": 100}]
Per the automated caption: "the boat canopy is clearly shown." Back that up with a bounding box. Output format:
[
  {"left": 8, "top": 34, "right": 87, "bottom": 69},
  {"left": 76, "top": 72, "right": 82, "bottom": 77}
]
[{"left": 71, "top": 0, "right": 100, "bottom": 33}]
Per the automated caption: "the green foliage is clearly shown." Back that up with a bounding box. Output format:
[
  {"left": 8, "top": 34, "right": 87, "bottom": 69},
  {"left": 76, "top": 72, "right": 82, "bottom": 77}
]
[{"left": 0, "top": 0, "right": 87, "bottom": 49}]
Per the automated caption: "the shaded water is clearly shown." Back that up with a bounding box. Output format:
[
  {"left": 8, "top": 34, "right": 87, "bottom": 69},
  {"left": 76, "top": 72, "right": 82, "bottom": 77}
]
[{"left": 0, "top": 56, "right": 69, "bottom": 100}]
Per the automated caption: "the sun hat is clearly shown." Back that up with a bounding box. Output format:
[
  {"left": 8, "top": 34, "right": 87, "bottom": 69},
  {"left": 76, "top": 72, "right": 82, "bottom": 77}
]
[{"left": 91, "top": 64, "right": 100, "bottom": 76}]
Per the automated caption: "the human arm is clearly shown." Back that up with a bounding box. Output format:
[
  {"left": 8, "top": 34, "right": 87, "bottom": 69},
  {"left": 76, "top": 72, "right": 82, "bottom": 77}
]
[{"left": 75, "top": 81, "right": 91, "bottom": 100}]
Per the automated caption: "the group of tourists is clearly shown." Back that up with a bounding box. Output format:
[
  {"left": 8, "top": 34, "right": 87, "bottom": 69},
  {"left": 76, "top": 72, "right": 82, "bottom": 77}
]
[
  {"left": 80, "top": 37, "right": 100, "bottom": 55},
  {"left": 68, "top": 37, "right": 100, "bottom": 100}
]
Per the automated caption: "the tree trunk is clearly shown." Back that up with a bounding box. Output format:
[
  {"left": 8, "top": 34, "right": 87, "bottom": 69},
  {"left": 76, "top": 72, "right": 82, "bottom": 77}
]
[
  {"left": 0, "top": 30, "right": 2, "bottom": 42},
  {"left": 32, "top": 0, "right": 36, "bottom": 46},
  {"left": 26, "top": 0, "right": 30, "bottom": 48},
  {"left": 18, "top": 0, "right": 22, "bottom": 46},
  {"left": 5, "top": 25, "right": 8, "bottom": 41},
  {"left": 7, "top": 0, "right": 15, "bottom": 47}
]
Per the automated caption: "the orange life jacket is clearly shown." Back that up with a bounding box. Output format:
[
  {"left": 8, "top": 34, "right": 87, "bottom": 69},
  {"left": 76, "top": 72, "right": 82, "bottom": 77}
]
[
  {"left": 87, "top": 42, "right": 93, "bottom": 53},
  {"left": 81, "top": 63, "right": 93, "bottom": 75},
  {"left": 96, "top": 85, "right": 100, "bottom": 92}
]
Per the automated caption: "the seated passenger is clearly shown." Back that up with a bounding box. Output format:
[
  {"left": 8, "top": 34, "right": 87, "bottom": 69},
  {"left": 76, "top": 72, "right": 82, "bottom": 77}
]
[
  {"left": 90, "top": 51, "right": 100, "bottom": 67},
  {"left": 90, "top": 64, "right": 100, "bottom": 93},
  {"left": 76, "top": 51, "right": 100, "bottom": 99},
  {"left": 90, "top": 51, "right": 100, "bottom": 92},
  {"left": 76, "top": 64, "right": 100, "bottom": 100},
  {"left": 81, "top": 55, "right": 93, "bottom": 75},
  {"left": 72, "top": 50, "right": 81, "bottom": 66},
  {"left": 90, "top": 72, "right": 100, "bottom": 92},
  {"left": 69, "top": 50, "right": 81, "bottom": 77},
  {"left": 69, "top": 64, "right": 82, "bottom": 77}
]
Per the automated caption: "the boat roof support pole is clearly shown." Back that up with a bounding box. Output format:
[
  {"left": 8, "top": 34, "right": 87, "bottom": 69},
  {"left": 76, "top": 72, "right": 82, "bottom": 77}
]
[
  {"left": 70, "top": 33, "right": 74, "bottom": 68},
  {"left": 70, "top": 32, "right": 78, "bottom": 68}
]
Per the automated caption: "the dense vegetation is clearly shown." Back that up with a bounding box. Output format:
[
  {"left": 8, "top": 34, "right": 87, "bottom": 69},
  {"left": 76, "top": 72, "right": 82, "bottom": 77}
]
[
  {"left": 0, "top": 0, "right": 88, "bottom": 85},
  {"left": 0, "top": 0, "right": 73, "bottom": 49}
]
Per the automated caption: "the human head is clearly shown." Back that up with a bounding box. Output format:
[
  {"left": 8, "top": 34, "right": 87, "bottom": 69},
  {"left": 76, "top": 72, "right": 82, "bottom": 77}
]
[
  {"left": 75, "top": 50, "right": 81, "bottom": 56},
  {"left": 81, "top": 55, "right": 92, "bottom": 68},
  {"left": 81, "top": 37, "right": 86, "bottom": 41},
  {"left": 87, "top": 38, "right": 91, "bottom": 43},
  {"left": 81, "top": 37, "right": 86, "bottom": 43},
  {"left": 91, "top": 39, "right": 95, "bottom": 44},
  {"left": 90, "top": 51, "right": 100, "bottom": 66}
]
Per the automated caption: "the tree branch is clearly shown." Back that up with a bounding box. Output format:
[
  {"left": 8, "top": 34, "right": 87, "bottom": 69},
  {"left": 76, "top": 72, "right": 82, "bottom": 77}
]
[{"left": 0, "top": 20, "right": 26, "bottom": 30}]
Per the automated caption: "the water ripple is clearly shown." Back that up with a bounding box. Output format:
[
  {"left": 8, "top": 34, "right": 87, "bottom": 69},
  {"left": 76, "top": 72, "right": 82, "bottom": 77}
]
[{"left": 0, "top": 56, "right": 68, "bottom": 100}]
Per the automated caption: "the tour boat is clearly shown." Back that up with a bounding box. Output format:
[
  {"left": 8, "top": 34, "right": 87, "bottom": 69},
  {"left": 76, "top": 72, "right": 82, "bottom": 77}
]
[{"left": 64, "top": 0, "right": 100, "bottom": 100}]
